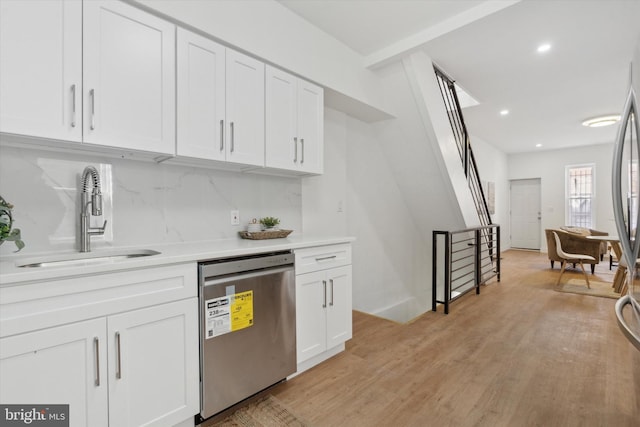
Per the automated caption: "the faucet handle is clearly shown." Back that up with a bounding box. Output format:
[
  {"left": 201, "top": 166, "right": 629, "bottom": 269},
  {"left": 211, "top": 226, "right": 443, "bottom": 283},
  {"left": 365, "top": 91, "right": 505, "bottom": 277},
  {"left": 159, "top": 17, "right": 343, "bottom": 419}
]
[{"left": 89, "top": 220, "right": 107, "bottom": 236}]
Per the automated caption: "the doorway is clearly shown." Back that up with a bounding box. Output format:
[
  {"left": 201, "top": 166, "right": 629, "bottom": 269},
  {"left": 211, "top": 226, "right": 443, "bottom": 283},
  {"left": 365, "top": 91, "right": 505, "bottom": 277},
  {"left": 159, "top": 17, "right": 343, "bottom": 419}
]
[{"left": 510, "top": 178, "right": 541, "bottom": 250}]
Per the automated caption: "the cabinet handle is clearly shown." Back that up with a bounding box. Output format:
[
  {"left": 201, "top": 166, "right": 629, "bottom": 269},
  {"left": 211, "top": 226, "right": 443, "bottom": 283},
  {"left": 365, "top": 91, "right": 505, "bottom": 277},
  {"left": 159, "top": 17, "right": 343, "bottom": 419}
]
[
  {"left": 322, "top": 280, "right": 327, "bottom": 308},
  {"left": 293, "top": 137, "right": 298, "bottom": 163},
  {"left": 94, "top": 337, "right": 100, "bottom": 386},
  {"left": 230, "top": 122, "right": 235, "bottom": 153},
  {"left": 89, "top": 89, "right": 95, "bottom": 130},
  {"left": 70, "top": 84, "right": 76, "bottom": 128},
  {"left": 330, "top": 278, "right": 334, "bottom": 306},
  {"left": 300, "top": 138, "right": 305, "bottom": 164},
  {"left": 315, "top": 255, "right": 337, "bottom": 262},
  {"left": 115, "top": 331, "right": 122, "bottom": 380},
  {"left": 220, "top": 120, "right": 224, "bottom": 151}
]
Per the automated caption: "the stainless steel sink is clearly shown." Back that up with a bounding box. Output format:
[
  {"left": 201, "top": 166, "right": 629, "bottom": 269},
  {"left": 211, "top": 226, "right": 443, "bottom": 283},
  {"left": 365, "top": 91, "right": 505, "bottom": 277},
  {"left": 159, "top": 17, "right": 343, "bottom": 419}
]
[{"left": 16, "top": 249, "right": 161, "bottom": 268}]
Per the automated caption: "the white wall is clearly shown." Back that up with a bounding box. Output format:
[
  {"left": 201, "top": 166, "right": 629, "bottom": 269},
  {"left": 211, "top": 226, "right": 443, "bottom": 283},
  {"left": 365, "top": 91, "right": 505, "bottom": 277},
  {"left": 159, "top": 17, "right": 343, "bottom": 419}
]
[
  {"left": 302, "top": 108, "right": 348, "bottom": 236},
  {"left": 508, "top": 143, "right": 616, "bottom": 252},
  {"left": 303, "top": 60, "right": 470, "bottom": 322},
  {"left": 471, "top": 134, "right": 511, "bottom": 249}
]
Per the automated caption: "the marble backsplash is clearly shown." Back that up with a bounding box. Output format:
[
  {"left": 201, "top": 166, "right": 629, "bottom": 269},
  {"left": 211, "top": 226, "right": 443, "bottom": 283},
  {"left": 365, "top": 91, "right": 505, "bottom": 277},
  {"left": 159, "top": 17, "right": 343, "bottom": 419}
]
[{"left": 0, "top": 143, "right": 302, "bottom": 256}]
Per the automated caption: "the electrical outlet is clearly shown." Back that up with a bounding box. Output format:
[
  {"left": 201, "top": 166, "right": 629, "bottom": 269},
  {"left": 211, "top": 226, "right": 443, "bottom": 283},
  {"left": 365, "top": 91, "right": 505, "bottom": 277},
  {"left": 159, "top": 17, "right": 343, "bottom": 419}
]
[{"left": 230, "top": 210, "right": 240, "bottom": 226}]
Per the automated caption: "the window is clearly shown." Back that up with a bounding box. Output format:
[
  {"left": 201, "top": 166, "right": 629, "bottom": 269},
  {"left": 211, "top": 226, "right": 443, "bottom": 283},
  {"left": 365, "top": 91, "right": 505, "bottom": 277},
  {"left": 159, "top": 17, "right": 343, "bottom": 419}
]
[{"left": 566, "top": 164, "right": 595, "bottom": 228}]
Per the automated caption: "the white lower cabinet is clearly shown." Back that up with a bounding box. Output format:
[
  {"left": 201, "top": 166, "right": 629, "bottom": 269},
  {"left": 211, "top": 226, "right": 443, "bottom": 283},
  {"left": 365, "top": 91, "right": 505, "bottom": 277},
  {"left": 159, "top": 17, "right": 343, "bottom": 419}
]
[
  {"left": 295, "top": 244, "right": 352, "bottom": 371},
  {"left": 108, "top": 299, "right": 199, "bottom": 427},
  {"left": 0, "top": 264, "right": 199, "bottom": 427},
  {"left": 0, "top": 319, "right": 109, "bottom": 427}
]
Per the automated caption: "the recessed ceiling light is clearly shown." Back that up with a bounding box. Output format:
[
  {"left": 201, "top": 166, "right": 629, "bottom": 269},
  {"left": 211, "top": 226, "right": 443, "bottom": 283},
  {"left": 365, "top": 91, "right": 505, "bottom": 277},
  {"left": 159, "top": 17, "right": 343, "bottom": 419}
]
[
  {"left": 581, "top": 115, "right": 621, "bottom": 128},
  {"left": 537, "top": 43, "right": 551, "bottom": 53},
  {"left": 500, "top": 110, "right": 509, "bottom": 116},
  {"left": 536, "top": 143, "right": 543, "bottom": 148}
]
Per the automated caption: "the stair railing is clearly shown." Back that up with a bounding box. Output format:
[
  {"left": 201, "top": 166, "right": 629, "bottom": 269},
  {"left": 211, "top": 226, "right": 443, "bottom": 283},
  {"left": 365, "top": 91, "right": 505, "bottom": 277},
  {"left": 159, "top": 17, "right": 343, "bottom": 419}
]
[
  {"left": 432, "top": 225, "right": 501, "bottom": 314},
  {"left": 434, "top": 66, "right": 495, "bottom": 258},
  {"left": 434, "top": 67, "right": 492, "bottom": 223}
]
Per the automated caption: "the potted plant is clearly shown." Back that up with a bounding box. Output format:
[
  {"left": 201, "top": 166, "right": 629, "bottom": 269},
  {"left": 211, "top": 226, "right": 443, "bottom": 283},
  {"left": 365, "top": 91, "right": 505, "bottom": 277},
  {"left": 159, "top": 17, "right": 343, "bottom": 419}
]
[
  {"left": 259, "top": 216, "right": 280, "bottom": 230},
  {"left": 0, "top": 195, "right": 25, "bottom": 252}
]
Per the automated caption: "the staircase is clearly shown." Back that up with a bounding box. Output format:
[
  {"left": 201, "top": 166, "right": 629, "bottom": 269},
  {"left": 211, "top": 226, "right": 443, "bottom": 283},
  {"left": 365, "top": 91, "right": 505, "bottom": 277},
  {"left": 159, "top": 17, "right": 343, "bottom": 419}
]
[{"left": 434, "top": 66, "right": 496, "bottom": 278}]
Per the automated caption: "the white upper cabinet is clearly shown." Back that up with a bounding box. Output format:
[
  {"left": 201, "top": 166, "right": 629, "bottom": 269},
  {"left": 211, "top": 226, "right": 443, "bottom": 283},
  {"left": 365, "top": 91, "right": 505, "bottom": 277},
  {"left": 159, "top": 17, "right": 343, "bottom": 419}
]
[
  {"left": 266, "top": 66, "right": 323, "bottom": 174},
  {"left": 177, "top": 30, "right": 264, "bottom": 167},
  {"left": 225, "top": 50, "right": 265, "bottom": 167},
  {"left": 297, "top": 79, "right": 324, "bottom": 174},
  {"left": 177, "top": 28, "right": 226, "bottom": 161},
  {"left": 0, "top": 0, "right": 82, "bottom": 142},
  {"left": 82, "top": 0, "right": 176, "bottom": 155}
]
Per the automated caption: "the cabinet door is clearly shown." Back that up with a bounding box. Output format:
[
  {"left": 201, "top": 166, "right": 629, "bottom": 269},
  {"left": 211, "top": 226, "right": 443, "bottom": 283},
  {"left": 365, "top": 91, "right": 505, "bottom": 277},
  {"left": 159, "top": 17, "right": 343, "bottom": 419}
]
[
  {"left": 265, "top": 66, "right": 298, "bottom": 170},
  {"left": 107, "top": 299, "right": 199, "bottom": 427},
  {"left": 0, "top": 0, "right": 82, "bottom": 142},
  {"left": 296, "top": 270, "right": 328, "bottom": 362},
  {"left": 226, "top": 49, "right": 265, "bottom": 166},
  {"left": 0, "top": 319, "right": 108, "bottom": 427},
  {"left": 177, "top": 28, "right": 226, "bottom": 161},
  {"left": 83, "top": 0, "right": 175, "bottom": 155},
  {"left": 326, "top": 265, "right": 353, "bottom": 349},
  {"left": 297, "top": 80, "right": 324, "bottom": 174}
]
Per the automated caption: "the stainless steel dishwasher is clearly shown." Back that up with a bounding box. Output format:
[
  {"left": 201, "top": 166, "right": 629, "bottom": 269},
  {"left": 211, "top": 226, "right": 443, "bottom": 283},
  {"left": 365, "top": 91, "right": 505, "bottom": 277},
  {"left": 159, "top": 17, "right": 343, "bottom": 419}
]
[{"left": 197, "top": 251, "right": 296, "bottom": 421}]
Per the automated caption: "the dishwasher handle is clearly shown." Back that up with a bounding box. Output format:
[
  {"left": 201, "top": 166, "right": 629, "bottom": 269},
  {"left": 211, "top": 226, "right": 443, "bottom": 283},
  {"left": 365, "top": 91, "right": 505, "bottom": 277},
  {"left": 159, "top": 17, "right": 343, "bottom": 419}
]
[{"left": 202, "top": 265, "right": 293, "bottom": 288}]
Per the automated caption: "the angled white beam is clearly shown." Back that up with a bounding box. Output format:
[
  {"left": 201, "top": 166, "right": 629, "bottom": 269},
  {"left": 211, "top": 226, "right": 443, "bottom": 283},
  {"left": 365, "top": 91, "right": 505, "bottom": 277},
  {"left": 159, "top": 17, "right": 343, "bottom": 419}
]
[{"left": 364, "top": 0, "right": 521, "bottom": 69}]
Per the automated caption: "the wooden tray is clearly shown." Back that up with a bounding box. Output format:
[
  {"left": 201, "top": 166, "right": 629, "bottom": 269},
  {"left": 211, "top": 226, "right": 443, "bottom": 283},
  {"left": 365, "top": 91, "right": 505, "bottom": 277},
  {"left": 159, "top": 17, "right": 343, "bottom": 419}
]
[{"left": 238, "top": 229, "right": 293, "bottom": 240}]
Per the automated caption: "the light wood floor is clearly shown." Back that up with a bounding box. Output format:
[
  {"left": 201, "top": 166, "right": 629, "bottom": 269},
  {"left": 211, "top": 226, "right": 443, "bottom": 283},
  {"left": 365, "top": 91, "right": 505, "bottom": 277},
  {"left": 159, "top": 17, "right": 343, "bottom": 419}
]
[{"left": 271, "top": 250, "right": 640, "bottom": 427}]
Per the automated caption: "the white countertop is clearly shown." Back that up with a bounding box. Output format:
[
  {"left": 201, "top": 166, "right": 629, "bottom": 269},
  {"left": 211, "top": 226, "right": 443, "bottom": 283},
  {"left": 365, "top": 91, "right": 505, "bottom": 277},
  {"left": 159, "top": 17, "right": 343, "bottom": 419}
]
[{"left": 0, "top": 235, "right": 354, "bottom": 286}]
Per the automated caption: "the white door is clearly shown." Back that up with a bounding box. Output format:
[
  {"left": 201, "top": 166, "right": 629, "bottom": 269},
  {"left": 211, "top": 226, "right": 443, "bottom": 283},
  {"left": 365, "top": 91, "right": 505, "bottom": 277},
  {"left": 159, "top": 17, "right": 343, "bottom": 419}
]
[
  {"left": 265, "top": 66, "right": 298, "bottom": 170},
  {"left": 0, "top": 319, "right": 109, "bottom": 427},
  {"left": 226, "top": 49, "right": 265, "bottom": 166},
  {"left": 83, "top": 0, "right": 175, "bottom": 154},
  {"left": 177, "top": 28, "right": 226, "bottom": 161},
  {"left": 297, "top": 80, "right": 324, "bottom": 174},
  {"left": 510, "top": 178, "right": 542, "bottom": 249},
  {"left": 107, "top": 299, "right": 199, "bottom": 427},
  {"left": 0, "top": 0, "right": 82, "bottom": 142}
]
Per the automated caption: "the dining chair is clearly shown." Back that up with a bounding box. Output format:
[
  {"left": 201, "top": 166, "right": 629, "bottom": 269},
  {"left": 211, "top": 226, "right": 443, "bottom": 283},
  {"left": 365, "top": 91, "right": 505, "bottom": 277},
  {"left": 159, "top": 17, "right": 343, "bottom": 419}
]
[{"left": 553, "top": 231, "right": 595, "bottom": 288}]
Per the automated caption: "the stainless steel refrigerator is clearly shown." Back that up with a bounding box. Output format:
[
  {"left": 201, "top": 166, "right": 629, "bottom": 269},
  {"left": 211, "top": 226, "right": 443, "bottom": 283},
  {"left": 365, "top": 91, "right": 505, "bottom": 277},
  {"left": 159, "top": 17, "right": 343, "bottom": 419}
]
[{"left": 612, "top": 56, "right": 640, "bottom": 351}]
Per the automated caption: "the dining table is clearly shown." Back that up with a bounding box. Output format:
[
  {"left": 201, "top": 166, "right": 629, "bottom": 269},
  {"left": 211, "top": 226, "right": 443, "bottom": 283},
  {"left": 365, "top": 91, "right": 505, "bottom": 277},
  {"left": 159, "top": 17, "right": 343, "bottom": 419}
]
[{"left": 586, "top": 235, "right": 629, "bottom": 293}]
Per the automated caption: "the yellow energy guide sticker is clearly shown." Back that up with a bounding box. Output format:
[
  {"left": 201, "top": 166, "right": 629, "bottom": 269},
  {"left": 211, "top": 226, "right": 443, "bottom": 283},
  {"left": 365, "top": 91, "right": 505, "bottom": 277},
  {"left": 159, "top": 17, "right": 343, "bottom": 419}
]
[
  {"left": 231, "top": 290, "right": 253, "bottom": 331},
  {"left": 205, "top": 290, "right": 254, "bottom": 339}
]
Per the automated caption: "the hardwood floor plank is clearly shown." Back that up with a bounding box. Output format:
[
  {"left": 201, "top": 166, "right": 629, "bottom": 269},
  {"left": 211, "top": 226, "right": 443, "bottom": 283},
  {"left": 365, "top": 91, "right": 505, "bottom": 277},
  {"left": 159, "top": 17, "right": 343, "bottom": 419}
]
[{"left": 272, "top": 250, "right": 640, "bottom": 426}]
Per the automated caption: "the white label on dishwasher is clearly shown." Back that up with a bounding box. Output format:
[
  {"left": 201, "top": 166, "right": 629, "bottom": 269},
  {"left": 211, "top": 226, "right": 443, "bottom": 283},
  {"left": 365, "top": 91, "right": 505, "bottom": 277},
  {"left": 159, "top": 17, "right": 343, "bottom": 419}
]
[{"left": 205, "top": 290, "right": 253, "bottom": 339}]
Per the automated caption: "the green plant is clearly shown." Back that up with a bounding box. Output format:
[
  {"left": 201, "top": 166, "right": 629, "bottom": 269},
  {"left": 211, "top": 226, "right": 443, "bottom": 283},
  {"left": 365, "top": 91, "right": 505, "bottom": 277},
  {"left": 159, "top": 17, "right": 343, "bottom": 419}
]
[
  {"left": 259, "top": 216, "right": 280, "bottom": 228},
  {"left": 0, "top": 195, "right": 25, "bottom": 252}
]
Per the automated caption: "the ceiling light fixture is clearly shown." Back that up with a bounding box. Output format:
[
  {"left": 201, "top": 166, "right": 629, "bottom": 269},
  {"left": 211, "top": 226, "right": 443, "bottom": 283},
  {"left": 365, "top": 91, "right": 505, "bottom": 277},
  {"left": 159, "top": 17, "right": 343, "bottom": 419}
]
[
  {"left": 581, "top": 115, "right": 621, "bottom": 128},
  {"left": 536, "top": 143, "right": 543, "bottom": 148},
  {"left": 537, "top": 43, "right": 551, "bottom": 53},
  {"left": 500, "top": 109, "right": 509, "bottom": 116}
]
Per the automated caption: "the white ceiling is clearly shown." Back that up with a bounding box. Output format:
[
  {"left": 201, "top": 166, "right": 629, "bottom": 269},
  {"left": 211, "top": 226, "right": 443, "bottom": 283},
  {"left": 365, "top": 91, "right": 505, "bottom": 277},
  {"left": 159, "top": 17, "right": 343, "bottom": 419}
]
[{"left": 277, "top": 0, "right": 640, "bottom": 154}]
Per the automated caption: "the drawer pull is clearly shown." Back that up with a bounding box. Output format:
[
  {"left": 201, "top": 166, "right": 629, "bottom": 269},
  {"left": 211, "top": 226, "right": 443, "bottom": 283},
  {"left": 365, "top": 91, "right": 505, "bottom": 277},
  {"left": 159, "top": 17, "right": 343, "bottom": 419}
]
[
  {"left": 94, "top": 337, "right": 100, "bottom": 386},
  {"left": 330, "top": 278, "right": 334, "bottom": 306},
  {"left": 115, "top": 331, "right": 122, "bottom": 379},
  {"left": 230, "top": 121, "right": 235, "bottom": 153},
  {"left": 220, "top": 119, "right": 224, "bottom": 151},
  {"left": 315, "top": 255, "right": 337, "bottom": 262},
  {"left": 322, "top": 280, "right": 327, "bottom": 308},
  {"left": 70, "top": 84, "right": 76, "bottom": 128},
  {"left": 89, "top": 89, "right": 95, "bottom": 130}
]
